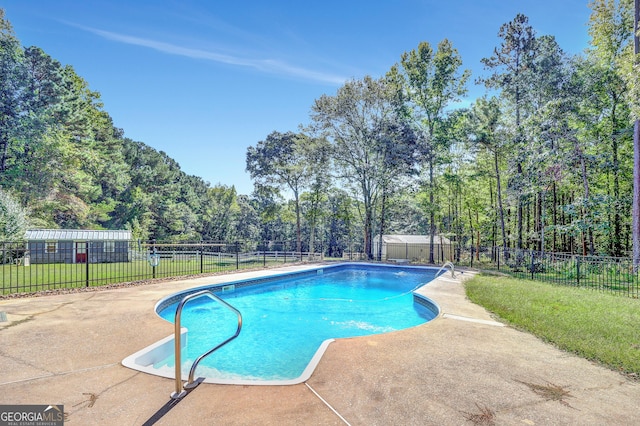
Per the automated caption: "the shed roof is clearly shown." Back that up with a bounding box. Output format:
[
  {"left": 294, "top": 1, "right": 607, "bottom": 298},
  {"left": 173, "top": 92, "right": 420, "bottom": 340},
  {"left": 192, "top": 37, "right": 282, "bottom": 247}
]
[{"left": 25, "top": 229, "right": 131, "bottom": 241}]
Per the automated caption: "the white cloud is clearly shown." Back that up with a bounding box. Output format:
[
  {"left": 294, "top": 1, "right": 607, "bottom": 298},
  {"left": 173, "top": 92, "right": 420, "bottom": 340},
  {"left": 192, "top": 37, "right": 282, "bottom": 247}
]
[{"left": 80, "top": 26, "right": 347, "bottom": 85}]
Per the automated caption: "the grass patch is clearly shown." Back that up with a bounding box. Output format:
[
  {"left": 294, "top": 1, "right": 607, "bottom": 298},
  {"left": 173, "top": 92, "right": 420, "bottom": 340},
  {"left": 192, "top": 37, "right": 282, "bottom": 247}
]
[
  {"left": 465, "top": 274, "right": 640, "bottom": 378},
  {"left": 1, "top": 258, "right": 297, "bottom": 295}
]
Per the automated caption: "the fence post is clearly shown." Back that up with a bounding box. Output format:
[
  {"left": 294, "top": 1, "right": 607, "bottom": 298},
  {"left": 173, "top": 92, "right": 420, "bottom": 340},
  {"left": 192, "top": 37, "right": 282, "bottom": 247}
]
[
  {"left": 235, "top": 242, "right": 239, "bottom": 270},
  {"left": 263, "top": 243, "right": 266, "bottom": 266},
  {"left": 530, "top": 250, "right": 535, "bottom": 280},
  {"left": 200, "top": 244, "right": 203, "bottom": 274},
  {"left": 85, "top": 241, "right": 90, "bottom": 287},
  {"left": 576, "top": 256, "right": 580, "bottom": 286},
  {"left": 151, "top": 240, "right": 157, "bottom": 279}
]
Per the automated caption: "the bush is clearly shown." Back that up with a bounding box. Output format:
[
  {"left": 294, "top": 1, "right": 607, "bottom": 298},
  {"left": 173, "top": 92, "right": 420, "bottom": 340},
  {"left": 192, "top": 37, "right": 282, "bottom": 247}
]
[{"left": 0, "top": 189, "right": 30, "bottom": 241}]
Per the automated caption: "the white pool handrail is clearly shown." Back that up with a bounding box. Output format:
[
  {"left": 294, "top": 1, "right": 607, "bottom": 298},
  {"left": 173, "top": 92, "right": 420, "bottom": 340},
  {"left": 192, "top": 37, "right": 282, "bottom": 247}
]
[{"left": 436, "top": 261, "right": 455, "bottom": 278}]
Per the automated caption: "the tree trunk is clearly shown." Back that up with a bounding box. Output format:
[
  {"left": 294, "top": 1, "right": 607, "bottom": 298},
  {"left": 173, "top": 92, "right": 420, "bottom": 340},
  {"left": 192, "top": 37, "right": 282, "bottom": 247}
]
[
  {"left": 309, "top": 197, "right": 317, "bottom": 258},
  {"left": 468, "top": 207, "right": 474, "bottom": 260},
  {"left": 632, "top": 0, "right": 639, "bottom": 270},
  {"left": 516, "top": 163, "right": 524, "bottom": 250},
  {"left": 536, "top": 191, "right": 544, "bottom": 251},
  {"left": 362, "top": 178, "right": 374, "bottom": 260},
  {"left": 611, "top": 101, "right": 622, "bottom": 256},
  {"left": 525, "top": 197, "right": 531, "bottom": 248},
  {"left": 489, "top": 177, "right": 496, "bottom": 248},
  {"left": 364, "top": 209, "right": 373, "bottom": 260},
  {"left": 309, "top": 226, "right": 315, "bottom": 257},
  {"left": 575, "top": 138, "right": 595, "bottom": 255},
  {"left": 0, "top": 126, "right": 9, "bottom": 173},
  {"left": 377, "top": 184, "right": 388, "bottom": 261},
  {"left": 429, "top": 156, "right": 436, "bottom": 264},
  {"left": 456, "top": 185, "right": 462, "bottom": 262},
  {"left": 294, "top": 190, "right": 302, "bottom": 254},
  {"left": 474, "top": 206, "right": 480, "bottom": 261},
  {"left": 540, "top": 191, "right": 545, "bottom": 254},
  {"left": 495, "top": 150, "right": 508, "bottom": 251},
  {"left": 634, "top": 119, "right": 640, "bottom": 269},
  {"left": 515, "top": 81, "right": 524, "bottom": 251},
  {"left": 552, "top": 182, "right": 558, "bottom": 253}
]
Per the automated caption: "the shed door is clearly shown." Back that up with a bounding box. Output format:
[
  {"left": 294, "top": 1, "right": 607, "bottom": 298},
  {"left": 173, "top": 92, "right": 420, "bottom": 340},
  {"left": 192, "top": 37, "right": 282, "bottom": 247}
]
[{"left": 76, "top": 242, "right": 87, "bottom": 263}]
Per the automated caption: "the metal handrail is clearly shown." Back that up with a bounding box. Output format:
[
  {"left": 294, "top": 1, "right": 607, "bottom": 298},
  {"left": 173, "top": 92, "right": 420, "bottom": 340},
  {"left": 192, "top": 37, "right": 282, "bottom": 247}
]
[
  {"left": 171, "top": 289, "right": 242, "bottom": 399},
  {"left": 436, "top": 261, "right": 455, "bottom": 278}
]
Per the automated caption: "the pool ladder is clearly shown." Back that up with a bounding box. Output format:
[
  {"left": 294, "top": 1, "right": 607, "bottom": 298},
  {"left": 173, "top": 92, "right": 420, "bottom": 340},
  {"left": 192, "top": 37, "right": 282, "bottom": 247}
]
[
  {"left": 436, "top": 261, "right": 456, "bottom": 278},
  {"left": 171, "top": 290, "right": 243, "bottom": 399}
]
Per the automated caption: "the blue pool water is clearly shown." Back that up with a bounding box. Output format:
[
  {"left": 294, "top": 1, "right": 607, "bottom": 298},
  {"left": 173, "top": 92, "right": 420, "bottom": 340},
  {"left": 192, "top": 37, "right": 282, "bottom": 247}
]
[{"left": 155, "top": 264, "right": 439, "bottom": 382}]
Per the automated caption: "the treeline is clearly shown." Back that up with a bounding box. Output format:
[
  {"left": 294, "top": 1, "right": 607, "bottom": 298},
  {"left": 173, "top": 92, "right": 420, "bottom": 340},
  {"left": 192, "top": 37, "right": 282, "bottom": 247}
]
[
  {"left": 1, "top": 3, "right": 639, "bottom": 259},
  {"left": 0, "top": 9, "right": 358, "bottom": 249},
  {"left": 0, "top": 10, "right": 242, "bottom": 243},
  {"left": 248, "top": 3, "right": 639, "bottom": 259}
]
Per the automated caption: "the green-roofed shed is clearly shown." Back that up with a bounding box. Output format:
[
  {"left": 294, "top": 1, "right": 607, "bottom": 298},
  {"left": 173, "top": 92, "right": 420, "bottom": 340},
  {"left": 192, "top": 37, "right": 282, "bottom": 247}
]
[{"left": 25, "top": 229, "right": 131, "bottom": 264}]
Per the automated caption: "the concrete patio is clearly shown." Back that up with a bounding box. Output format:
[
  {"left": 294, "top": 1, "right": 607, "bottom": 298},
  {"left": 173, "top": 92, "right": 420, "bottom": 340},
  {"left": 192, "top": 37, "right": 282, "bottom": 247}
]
[{"left": 1, "top": 264, "right": 638, "bottom": 425}]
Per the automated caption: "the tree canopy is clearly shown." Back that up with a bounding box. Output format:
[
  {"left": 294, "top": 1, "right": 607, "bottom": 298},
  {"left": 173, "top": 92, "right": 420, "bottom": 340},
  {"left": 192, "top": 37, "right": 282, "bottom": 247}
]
[{"left": 1, "top": 5, "right": 638, "bottom": 260}]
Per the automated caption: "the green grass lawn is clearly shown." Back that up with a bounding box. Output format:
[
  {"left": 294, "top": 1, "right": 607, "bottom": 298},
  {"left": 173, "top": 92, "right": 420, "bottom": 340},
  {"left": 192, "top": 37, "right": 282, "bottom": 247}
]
[
  {"left": 1, "top": 256, "right": 293, "bottom": 295},
  {"left": 465, "top": 273, "right": 640, "bottom": 378}
]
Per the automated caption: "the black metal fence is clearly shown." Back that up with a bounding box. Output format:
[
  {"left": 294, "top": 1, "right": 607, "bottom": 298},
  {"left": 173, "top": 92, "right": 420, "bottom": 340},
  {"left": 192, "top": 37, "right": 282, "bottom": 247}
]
[
  {"left": 0, "top": 240, "right": 322, "bottom": 295},
  {"left": 372, "top": 242, "right": 639, "bottom": 298},
  {"left": 2, "top": 239, "right": 639, "bottom": 298},
  {"left": 452, "top": 246, "right": 640, "bottom": 298}
]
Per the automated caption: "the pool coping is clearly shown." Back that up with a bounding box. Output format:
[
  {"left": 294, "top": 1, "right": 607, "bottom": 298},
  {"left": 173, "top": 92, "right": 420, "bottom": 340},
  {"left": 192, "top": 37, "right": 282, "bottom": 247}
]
[{"left": 121, "top": 262, "right": 441, "bottom": 386}]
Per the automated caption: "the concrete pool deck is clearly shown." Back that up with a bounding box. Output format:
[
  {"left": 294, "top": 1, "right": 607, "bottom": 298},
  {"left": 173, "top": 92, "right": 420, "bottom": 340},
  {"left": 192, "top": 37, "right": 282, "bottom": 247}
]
[{"left": 1, "top": 263, "right": 639, "bottom": 425}]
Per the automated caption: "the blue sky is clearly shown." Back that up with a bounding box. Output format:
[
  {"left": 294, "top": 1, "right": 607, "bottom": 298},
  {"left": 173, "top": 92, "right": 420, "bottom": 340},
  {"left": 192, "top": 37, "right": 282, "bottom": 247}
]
[{"left": 4, "top": 1, "right": 593, "bottom": 195}]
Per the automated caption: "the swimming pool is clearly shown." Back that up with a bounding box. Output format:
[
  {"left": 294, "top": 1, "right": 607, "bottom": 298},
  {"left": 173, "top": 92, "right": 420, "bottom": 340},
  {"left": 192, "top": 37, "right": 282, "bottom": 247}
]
[{"left": 122, "top": 263, "right": 441, "bottom": 385}]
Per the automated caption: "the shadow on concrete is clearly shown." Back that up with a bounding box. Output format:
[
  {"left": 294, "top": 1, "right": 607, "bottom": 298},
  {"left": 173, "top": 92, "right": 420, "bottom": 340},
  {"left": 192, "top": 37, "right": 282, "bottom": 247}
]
[{"left": 141, "top": 385, "right": 201, "bottom": 426}]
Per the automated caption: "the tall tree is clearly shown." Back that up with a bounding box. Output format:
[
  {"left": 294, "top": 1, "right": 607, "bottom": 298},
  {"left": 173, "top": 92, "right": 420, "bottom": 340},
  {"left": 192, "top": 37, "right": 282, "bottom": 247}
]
[
  {"left": 234, "top": 194, "right": 260, "bottom": 242},
  {"left": 201, "top": 184, "right": 240, "bottom": 241},
  {"left": 15, "top": 47, "right": 65, "bottom": 202},
  {"left": 394, "top": 39, "right": 470, "bottom": 262},
  {"left": 0, "top": 9, "right": 25, "bottom": 175},
  {"left": 374, "top": 117, "right": 419, "bottom": 260},
  {"left": 631, "top": 0, "right": 640, "bottom": 267},
  {"left": 480, "top": 14, "right": 537, "bottom": 250},
  {"left": 588, "top": 0, "right": 634, "bottom": 256},
  {"left": 246, "top": 131, "right": 308, "bottom": 253},
  {"left": 325, "top": 189, "right": 359, "bottom": 257},
  {"left": 311, "top": 76, "right": 408, "bottom": 259},
  {"left": 523, "top": 35, "right": 568, "bottom": 251},
  {"left": 468, "top": 97, "right": 509, "bottom": 252},
  {"left": 299, "top": 134, "right": 331, "bottom": 256}
]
